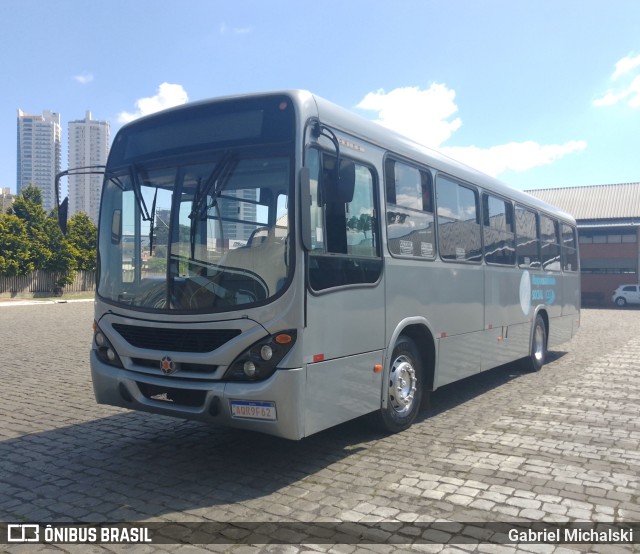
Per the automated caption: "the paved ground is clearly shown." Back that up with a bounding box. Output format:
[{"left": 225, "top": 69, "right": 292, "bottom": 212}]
[{"left": 0, "top": 302, "right": 638, "bottom": 553}]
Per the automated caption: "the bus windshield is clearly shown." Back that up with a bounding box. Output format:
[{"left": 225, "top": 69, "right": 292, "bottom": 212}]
[
  {"left": 97, "top": 96, "right": 295, "bottom": 313},
  {"left": 98, "top": 152, "right": 291, "bottom": 312}
]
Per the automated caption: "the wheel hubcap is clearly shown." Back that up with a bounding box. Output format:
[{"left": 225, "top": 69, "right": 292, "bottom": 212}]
[
  {"left": 533, "top": 325, "right": 545, "bottom": 363},
  {"left": 389, "top": 355, "right": 417, "bottom": 416}
]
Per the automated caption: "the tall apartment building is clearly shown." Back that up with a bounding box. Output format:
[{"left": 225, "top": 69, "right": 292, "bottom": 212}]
[
  {"left": 221, "top": 189, "right": 258, "bottom": 242},
  {"left": 16, "top": 109, "right": 62, "bottom": 212},
  {"left": 68, "top": 111, "right": 110, "bottom": 224}
]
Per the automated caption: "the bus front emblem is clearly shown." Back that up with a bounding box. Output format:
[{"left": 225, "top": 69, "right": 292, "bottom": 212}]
[{"left": 160, "top": 356, "right": 177, "bottom": 375}]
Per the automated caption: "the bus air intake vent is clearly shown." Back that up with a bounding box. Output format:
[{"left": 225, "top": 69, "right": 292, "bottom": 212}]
[{"left": 112, "top": 324, "right": 241, "bottom": 353}]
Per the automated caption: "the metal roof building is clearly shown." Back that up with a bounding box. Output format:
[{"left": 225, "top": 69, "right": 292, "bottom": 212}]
[
  {"left": 527, "top": 182, "right": 640, "bottom": 306},
  {"left": 526, "top": 182, "right": 640, "bottom": 226}
]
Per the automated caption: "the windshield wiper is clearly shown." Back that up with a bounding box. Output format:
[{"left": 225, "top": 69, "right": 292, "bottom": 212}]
[
  {"left": 189, "top": 151, "right": 237, "bottom": 220},
  {"left": 130, "top": 164, "right": 152, "bottom": 222},
  {"left": 188, "top": 151, "right": 237, "bottom": 259}
]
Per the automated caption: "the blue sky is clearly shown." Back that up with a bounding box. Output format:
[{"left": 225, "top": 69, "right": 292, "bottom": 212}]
[{"left": 2, "top": 0, "right": 639, "bottom": 196}]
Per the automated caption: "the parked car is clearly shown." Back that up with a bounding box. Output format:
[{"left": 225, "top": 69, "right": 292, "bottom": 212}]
[{"left": 612, "top": 284, "right": 640, "bottom": 307}]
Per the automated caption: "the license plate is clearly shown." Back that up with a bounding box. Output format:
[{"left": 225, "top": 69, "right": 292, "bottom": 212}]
[{"left": 230, "top": 400, "right": 277, "bottom": 421}]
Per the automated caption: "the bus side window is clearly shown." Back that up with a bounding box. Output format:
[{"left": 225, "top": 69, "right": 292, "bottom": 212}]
[
  {"left": 515, "top": 205, "right": 540, "bottom": 269},
  {"left": 561, "top": 224, "right": 578, "bottom": 272},
  {"left": 304, "top": 148, "right": 325, "bottom": 252},
  {"left": 385, "top": 158, "right": 436, "bottom": 259},
  {"left": 436, "top": 175, "right": 482, "bottom": 262},
  {"left": 540, "top": 215, "right": 561, "bottom": 271},
  {"left": 482, "top": 193, "right": 515, "bottom": 265},
  {"left": 305, "top": 148, "right": 382, "bottom": 291},
  {"left": 345, "top": 166, "right": 377, "bottom": 257}
]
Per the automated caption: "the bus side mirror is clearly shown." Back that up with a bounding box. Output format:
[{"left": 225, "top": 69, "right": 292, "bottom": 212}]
[
  {"left": 338, "top": 160, "right": 356, "bottom": 204},
  {"left": 111, "top": 209, "right": 122, "bottom": 244},
  {"left": 299, "top": 167, "right": 313, "bottom": 251},
  {"left": 324, "top": 159, "right": 356, "bottom": 204}
]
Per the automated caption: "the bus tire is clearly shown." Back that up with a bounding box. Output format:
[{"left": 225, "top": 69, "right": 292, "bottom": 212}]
[
  {"left": 524, "top": 314, "right": 547, "bottom": 372},
  {"left": 378, "top": 336, "right": 423, "bottom": 433}
]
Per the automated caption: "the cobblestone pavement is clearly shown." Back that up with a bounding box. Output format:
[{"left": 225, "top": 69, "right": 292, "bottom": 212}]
[{"left": 0, "top": 303, "right": 638, "bottom": 553}]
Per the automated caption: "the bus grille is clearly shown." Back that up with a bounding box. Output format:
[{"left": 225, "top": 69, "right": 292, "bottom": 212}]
[{"left": 112, "top": 324, "right": 241, "bottom": 353}]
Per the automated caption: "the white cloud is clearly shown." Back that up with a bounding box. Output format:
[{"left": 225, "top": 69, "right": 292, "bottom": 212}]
[
  {"left": 73, "top": 73, "right": 94, "bottom": 85},
  {"left": 118, "top": 83, "right": 189, "bottom": 123},
  {"left": 593, "top": 88, "right": 630, "bottom": 107},
  {"left": 442, "top": 140, "right": 587, "bottom": 177},
  {"left": 357, "top": 85, "right": 586, "bottom": 177},
  {"left": 594, "top": 54, "right": 640, "bottom": 108},
  {"left": 220, "top": 22, "right": 252, "bottom": 35},
  {"left": 357, "top": 85, "right": 462, "bottom": 148},
  {"left": 612, "top": 53, "right": 640, "bottom": 80}
]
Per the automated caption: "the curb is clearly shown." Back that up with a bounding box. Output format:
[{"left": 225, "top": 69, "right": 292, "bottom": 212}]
[{"left": 0, "top": 298, "right": 94, "bottom": 308}]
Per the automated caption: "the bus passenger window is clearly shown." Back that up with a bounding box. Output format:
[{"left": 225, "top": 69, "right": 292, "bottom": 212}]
[
  {"left": 482, "top": 194, "right": 515, "bottom": 265},
  {"left": 385, "top": 159, "right": 435, "bottom": 259},
  {"left": 515, "top": 205, "right": 540, "bottom": 268},
  {"left": 561, "top": 224, "right": 578, "bottom": 272},
  {"left": 436, "top": 176, "right": 482, "bottom": 262},
  {"left": 540, "top": 215, "right": 561, "bottom": 271}
]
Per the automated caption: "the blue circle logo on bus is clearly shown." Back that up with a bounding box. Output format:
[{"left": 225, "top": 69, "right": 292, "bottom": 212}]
[
  {"left": 160, "top": 356, "right": 177, "bottom": 375},
  {"left": 520, "top": 271, "right": 531, "bottom": 316},
  {"left": 545, "top": 288, "right": 556, "bottom": 304}
]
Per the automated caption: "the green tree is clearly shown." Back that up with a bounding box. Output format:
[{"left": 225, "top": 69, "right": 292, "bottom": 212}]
[
  {"left": 8, "top": 185, "right": 51, "bottom": 269},
  {"left": 7, "top": 185, "right": 77, "bottom": 287},
  {"left": 358, "top": 214, "right": 372, "bottom": 238},
  {"left": 0, "top": 214, "right": 33, "bottom": 276},
  {"left": 66, "top": 212, "right": 97, "bottom": 271},
  {"left": 15, "top": 184, "right": 44, "bottom": 209}
]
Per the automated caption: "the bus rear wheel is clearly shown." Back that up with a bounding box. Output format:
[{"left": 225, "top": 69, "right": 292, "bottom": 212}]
[
  {"left": 524, "top": 314, "right": 547, "bottom": 372},
  {"left": 378, "top": 336, "right": 423, "bottom": 433}
]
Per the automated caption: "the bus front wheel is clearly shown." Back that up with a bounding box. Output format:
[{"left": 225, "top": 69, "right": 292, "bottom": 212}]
[{"left": 378, "top": 336, "right": 423, "bottom": 433}]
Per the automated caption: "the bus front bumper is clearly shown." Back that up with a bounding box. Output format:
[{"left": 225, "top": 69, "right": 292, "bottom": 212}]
[{"left": 90, "top": 350, "right": 306, "bottom": 440}]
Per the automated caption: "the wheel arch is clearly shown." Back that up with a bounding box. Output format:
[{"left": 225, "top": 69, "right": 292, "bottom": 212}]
[
  {"left": 531, "top": 306, "right": 549, "bottom": 347},
  {"left": 382, "top": 318, "right": 436, "bottom": 409}
]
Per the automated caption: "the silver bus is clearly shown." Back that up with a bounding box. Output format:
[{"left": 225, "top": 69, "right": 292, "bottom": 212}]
[{"left": 91, "top": 90, "right": 580, "bottom": 439}]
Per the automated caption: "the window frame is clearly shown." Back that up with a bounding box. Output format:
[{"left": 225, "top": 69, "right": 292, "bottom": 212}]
[
  {"left": 561, "top": 223, "right": 579, "bottom": 273},
  {"left": 481, "top": 192, "right": 516, "bottom": 267},
  {"left": 515, "top": 204, "right": 541, "bottom": 269},
  {"left": 384, "top": 156, "right": 436, "bottom": 261},
  {"left": 304, "top": 146, "right": 383, "bottom": 293},
  {"left": 435, "top": 174, "right": 482, "bottom": 264},
  {"left": 539, "top": 214, "right": 562, "bottom": 272}
]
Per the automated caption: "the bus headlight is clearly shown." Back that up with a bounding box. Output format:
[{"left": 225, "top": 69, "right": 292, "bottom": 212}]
[
  {"left": 93, "top": 322, "right": 124, "bottom": 368},
  {"left": 224, "top": 330, "right": 297, "bottom": 381},
  {"left": 260, "top": 345, "right": 273, "bottom": 361}
]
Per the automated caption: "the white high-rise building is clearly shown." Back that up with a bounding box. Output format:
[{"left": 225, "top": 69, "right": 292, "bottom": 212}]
[
  {"left": 68, "top": 111, "right": 110, "bottom": 224},
  {"left": 16, "top": 109, "right": 62, "bottom": 212}
]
